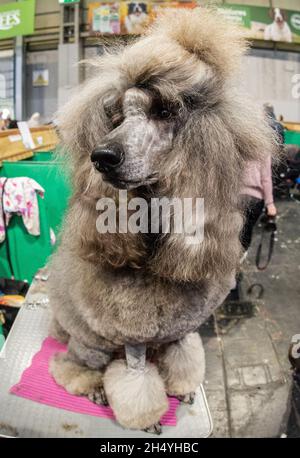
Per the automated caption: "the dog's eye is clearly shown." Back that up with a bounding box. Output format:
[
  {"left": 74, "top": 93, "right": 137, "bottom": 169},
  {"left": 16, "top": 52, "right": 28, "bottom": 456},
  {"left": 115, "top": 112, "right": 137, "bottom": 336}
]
[
  {"left": 153, "top": 106, "right": 174, "bottom": 120},
  {"left": 150, "top": 98, "right": 177, "bottom": 121},
  {"left": 159, "top": 109, "right": 172, "bottom": 120}
]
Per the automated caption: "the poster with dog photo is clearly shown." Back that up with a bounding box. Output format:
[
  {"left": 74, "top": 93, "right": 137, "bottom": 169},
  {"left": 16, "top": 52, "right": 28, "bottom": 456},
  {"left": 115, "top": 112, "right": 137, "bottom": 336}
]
[
  {"left": 220, "top": 4, "right": 300, "bottom": 44},
  {"left": 88, "top": 2, "right": 120, "bottom": 34},
  {"left": 120, "top": 2, "right": 150, "bottom": 35}
]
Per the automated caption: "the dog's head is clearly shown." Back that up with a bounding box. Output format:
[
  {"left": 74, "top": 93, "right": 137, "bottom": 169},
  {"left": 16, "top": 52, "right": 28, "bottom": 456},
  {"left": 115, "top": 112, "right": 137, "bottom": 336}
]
[
  {"left": 58, "top": 8, "right": 277, "bottom": 280},
  {"left": 89, "top": 61, "right": 222, "bottom": 190},
  {"left": 270, "top": 7, "right": 287, "bottom": 25},
  {"left": 59, "top": 8, "right": 249, "bottom": 192},
  {"left": 128, "top": 3, "right": 147, "bottom": 16}
]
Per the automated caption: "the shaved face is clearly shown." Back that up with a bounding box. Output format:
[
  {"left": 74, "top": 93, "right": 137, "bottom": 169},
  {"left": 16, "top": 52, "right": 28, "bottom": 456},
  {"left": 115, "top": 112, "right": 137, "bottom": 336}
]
[
  {"left": 90, "top": 57, "right": 220, "bottom": 191},
  {"left": 97, "top": 87, "right": 178, "bottom": 189}
]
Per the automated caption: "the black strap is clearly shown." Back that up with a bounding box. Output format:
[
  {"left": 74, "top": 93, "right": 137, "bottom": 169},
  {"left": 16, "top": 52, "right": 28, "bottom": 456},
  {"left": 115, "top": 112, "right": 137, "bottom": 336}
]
[
  {"left": 1, "top": 178, "right": 14, "bottom": 278},
  {"left": 255, "top": 224, "right": 276, "bottom": 271}
]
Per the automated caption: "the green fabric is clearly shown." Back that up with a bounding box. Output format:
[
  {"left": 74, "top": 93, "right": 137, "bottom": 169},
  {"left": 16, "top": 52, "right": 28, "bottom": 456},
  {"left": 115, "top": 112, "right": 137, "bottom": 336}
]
[
  {"left": 0, "top": 155, "right": 71, "bottom": 282},
  {"left": 1, "top": 160, "right": 71, "bottom": 238},
  {"left": 0, "top": 327, "right": 4, "bottom": 352},
  {"left": 26, "top": 152, "right": 54, "bottom": 162},
  {"left": 0, "top": 242, "right": 13, "bottom": 279},
  {"left": 3, "top": 197, "right": 52, "bottom": 282},
  {"left": 285, "top": 131, "right": 300, "bottom": 147}
]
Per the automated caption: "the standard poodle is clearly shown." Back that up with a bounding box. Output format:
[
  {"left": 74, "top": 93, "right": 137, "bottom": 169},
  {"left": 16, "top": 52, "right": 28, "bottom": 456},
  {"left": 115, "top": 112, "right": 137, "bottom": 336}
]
[{"left": 48, "top": 8, "right": 277, "bottom": 433}]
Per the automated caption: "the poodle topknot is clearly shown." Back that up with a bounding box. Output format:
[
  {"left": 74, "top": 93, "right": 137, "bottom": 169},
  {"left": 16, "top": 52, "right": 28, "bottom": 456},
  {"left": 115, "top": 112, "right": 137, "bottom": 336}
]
[{"left": 48, "top": 8, "right": 277, "bottom": 432}]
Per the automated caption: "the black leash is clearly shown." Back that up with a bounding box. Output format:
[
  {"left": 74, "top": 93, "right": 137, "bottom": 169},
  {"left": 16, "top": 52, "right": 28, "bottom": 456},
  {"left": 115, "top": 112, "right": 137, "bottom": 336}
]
[{"left": 255, "top": 213, "right": 277, "bottom": 271}]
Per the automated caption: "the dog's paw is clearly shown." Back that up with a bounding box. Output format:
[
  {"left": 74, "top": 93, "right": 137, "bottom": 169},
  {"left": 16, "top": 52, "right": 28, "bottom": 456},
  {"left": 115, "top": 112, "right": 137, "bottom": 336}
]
[
  {"left": 144, "top": 422, "right": 162, "bottom": 435},
  {"left": 88, "top": 386, "right": 108, "bottom": 406},
  {"left": 176, "top": 391, "right": 196, "bottom": 405}
]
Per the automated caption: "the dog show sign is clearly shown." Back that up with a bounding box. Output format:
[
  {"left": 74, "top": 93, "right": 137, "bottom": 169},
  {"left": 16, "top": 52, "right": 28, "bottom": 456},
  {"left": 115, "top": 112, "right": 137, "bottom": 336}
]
[
  {"left": 87, "top": 2, "right": 300, "bottom": 44},
  {"left": 87, "top": 1, "right": 196, "bottom": 35},
  {"left": 218, "top": 4, "right": 300, "bottom": 44},
  {"left": 0, "top": 0, "right": 35, "bottom": 40}
]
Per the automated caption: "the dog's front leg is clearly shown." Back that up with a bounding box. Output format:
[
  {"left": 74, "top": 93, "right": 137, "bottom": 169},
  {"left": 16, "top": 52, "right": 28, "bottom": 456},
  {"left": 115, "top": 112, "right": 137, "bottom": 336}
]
[
  {"left": 158, "top": 332, "right": 205, "bottom": 403},
  {"left": 49, "top": 336, "right": 116, "bottom": 405}
]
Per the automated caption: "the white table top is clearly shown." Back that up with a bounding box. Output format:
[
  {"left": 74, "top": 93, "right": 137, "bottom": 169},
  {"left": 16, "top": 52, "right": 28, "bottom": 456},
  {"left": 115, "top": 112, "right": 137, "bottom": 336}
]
[{"left": 0, "top": 278, "right": 212, "bottom": 438}]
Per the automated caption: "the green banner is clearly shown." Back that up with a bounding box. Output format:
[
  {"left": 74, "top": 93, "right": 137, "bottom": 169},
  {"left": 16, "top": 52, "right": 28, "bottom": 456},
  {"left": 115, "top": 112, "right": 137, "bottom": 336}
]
[
  {"left": 0, "top": 0, "right": 36, "bottom": 40},
  {"left": 221, "top": 4, "right": 300, "bottom": 44}
]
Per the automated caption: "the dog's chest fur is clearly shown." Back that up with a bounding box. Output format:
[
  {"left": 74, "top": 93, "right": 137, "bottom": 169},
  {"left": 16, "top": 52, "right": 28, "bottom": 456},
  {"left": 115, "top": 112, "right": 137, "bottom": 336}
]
[{"left": 51, "top": 254, "right": 230, "bottom": 346}]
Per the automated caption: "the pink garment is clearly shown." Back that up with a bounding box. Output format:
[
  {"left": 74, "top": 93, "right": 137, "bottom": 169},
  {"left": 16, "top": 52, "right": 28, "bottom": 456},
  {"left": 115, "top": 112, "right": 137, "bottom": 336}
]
[
  {"left": 10, "top": 337, "right": 180, "bottom": 426},
  {"left": 241, "top": 155, "right": 274, "bottom": 206},
  {"left": 0, "top": 177, "right": 45, "bottom": 243}
]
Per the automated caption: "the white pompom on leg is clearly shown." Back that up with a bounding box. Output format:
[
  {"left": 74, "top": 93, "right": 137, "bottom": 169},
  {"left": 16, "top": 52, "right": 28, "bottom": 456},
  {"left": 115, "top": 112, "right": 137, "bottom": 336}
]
[
  {"left": 158, "top": 332, "right": 206, "bottom": 397},
  {"left": 103, "top": 359, "right": 168, "bottom": 430}
]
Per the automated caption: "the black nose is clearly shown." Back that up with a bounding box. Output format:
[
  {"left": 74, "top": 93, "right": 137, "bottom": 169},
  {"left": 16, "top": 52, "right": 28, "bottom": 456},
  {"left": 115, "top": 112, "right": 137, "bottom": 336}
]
[{"left": 91, "top": 146, "right": 124, "bottom": 173}]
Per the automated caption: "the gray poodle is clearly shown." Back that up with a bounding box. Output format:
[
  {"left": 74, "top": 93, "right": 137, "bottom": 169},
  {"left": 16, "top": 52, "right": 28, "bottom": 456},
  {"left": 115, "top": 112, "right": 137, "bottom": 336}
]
[{"left": 48, "top": 8, "right": 276, "bottom": 433}]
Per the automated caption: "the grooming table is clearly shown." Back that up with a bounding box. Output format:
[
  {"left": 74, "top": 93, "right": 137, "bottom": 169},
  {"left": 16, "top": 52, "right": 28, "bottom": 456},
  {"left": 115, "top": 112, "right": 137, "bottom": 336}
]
[{"left": 0, "top": 278, "right": 213, "bottom": 438}]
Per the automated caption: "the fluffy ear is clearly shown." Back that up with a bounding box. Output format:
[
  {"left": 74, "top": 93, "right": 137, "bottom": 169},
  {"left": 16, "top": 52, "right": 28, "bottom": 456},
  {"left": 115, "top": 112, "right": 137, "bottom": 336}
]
[
  {"left": 149, "top": 92, "right": 277, "bottom": 282},
  {"left": 281, "top": 10, "right": 288, "bottom": 22},
  {"left": 56, "top": 56, "right": 147, "bottom": 269},
  {"left": 150, "top": 112, "right": 243, "bottom": 282},
  {"left": 147, "top": 7, "right": 248, "bottom": 78},
  {"left": 55, "top": 52, "right": 124, "bottom": 189},
  {"left": 62, "top": 196, "right": 147, "bottom": 270},
  {"left": 56, "top": 82, "right": 109, "bottom": 184},
  {"left": 268, "top": 8, "right": 275, "bottom": 20},
  {"left": 219, "top": 90, "right": 280, "bottom": 165}
]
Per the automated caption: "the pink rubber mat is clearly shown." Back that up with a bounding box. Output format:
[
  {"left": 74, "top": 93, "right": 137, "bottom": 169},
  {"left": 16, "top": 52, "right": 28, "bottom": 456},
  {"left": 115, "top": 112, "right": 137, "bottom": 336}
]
[{"left": 10, "top": 337, "right": 179, "bottom": 426}]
